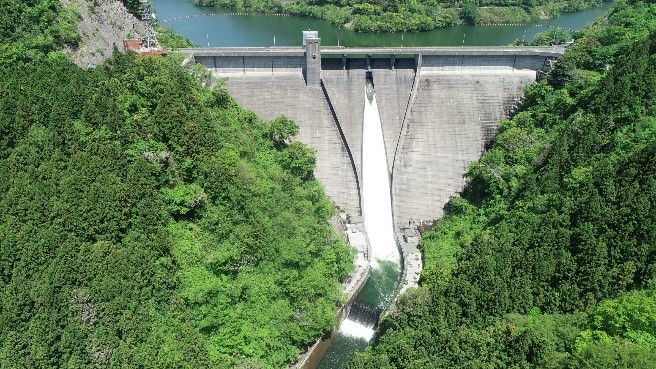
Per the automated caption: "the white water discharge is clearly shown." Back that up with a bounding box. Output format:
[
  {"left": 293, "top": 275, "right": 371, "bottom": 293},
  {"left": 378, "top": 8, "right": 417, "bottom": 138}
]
[
  {"left": 338, "top": 319, "right": 375, "bottom": 341},
  {"left": 339, "top": 81, "right": 401, "bottom": 342},
  {"left": 361, "top": 82, "right": 400, "bottom": 268}
]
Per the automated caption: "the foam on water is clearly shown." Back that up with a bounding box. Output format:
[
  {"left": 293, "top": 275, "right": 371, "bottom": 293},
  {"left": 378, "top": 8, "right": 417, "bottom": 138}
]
[
  {"left": 338, "top": 318, "right": 375, "bottom": 341},
  {"left": 362, "top": 84, "right": 401, "bottom": 268}
]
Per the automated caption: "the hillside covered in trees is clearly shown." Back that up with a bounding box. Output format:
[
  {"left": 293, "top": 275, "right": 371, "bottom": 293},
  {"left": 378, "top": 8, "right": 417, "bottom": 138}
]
[
  {"left": 192, "top": 0, "right": 606, "bottom": 32},
  {"left": 0, "top": 1, "right": 354, "bottom": 368},
  {"left": 349, "top": 1, "right": 656, "bottom": 368}
]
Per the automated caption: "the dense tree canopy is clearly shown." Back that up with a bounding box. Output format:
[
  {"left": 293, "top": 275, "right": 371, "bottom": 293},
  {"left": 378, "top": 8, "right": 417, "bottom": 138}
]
[
  {"left": 349, "top": 2, "right": 656, "bottom": 368},
  {"left": 0, "top": 0, "right": 78, "bottom": 64},
  {"left": 0, "top": 2, "right": 354, "bottom": 368}
]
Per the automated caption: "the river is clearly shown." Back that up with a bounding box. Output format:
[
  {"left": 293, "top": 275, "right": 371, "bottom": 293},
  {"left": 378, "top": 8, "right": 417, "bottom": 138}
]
[
  {"left": 150, "top": 1, "right": 612, "bottom": 368},
  {"left": 153, "top": 0, "right": 612, "bottom": 47}
]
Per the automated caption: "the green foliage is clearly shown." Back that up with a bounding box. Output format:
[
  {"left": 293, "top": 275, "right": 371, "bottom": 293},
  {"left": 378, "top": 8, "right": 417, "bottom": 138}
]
[
  {"left": 461, "top": 2, "right": 480, "bottom": 25},
  {"left": 350, "top": 2, "right": 656, "bottom": 368},
  {"left": 281, "top": 141, "right": 317, "bottom": 180},
  {"left": 579, "top": 289, "right": 656, "bottom": 349},
  {"left": 567, "top": 340, "right": 656, "bottom": 369},
  {"left": 477, "top": 5, "right": 537, "bottom": 24},
  {"left": 531, "top": 28, "right": 571, "bottom": 45},
  {"left": 267, "top": 116, "right": 299, "bottom": 148},
  {"left": 121, "top": 0, "right": 143, "bottom": 15},
  {"left": 162, "top": 183, "right": 207, "bottom": 216},
  {"left": 194, "top": 0, "right": 283, "bottom": 13},
  {"left": 0, "top": 50, "right": 354, "bottom": 368},
  {"left": 156, "top": 26, "right": 196, "bottom": 48},
  {"left": 0, "top": 0, "right": 79, "bottom": 64},
  {"left": 547, "top": 54, "right": 577, "bottom": 87}
]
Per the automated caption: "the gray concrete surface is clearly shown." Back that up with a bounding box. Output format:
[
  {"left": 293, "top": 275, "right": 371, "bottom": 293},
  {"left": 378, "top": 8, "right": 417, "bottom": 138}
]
[
  {"left": 391, "top": 69, "right": 536, "bottom": 227},
  {"left": 194, "top": 55, "right": 304, "bottom": 74},
  {"left": 322, "top": 68, "right": 366, "bottom": 194},
  {"left": 306, "top": 38, "right": 322, "bottom": 86},
  {"left": 370, "top": 67, "right": 415, "bottom": 173},
  {"left": 215, "top": 73, "right": 361, "bottom": 217}
]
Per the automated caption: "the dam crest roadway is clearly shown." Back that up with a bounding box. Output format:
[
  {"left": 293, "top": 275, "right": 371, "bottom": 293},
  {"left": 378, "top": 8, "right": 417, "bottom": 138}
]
[{"left": 179, "top": 39, "right": 564, "bottom": 297}]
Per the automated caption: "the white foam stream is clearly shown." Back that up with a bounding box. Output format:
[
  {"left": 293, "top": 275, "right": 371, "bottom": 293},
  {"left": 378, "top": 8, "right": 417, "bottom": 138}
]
[
  {"left": 338, "top": 318, "right": 375, "bottom": 341},
  {"left": 361, "top": 85, "right": 400, "bottom": 268},
  {"left": 339, "top": 83, "right": 401, "bottom": 343}
]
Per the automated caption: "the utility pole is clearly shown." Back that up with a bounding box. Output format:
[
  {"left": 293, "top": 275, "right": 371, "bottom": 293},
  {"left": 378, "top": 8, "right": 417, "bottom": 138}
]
[{"left": 141, "top": 0, "right": 157, "bottom": 49}]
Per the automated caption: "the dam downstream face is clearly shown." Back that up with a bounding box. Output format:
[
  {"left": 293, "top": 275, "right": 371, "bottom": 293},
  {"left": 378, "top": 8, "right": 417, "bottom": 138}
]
[{"left": 316, "top": 79, "right": 401, "bottom": 369}]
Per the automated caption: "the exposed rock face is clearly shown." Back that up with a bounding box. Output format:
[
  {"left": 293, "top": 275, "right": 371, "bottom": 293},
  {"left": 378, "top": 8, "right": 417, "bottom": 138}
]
[{"left": 61, "top": 0, "right": 146, "bottom": 66}]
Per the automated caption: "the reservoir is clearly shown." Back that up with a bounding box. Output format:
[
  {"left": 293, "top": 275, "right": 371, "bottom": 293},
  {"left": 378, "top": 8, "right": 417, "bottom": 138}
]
[{"left": 153, "top": 0, "right": 612, "bottom": 47}]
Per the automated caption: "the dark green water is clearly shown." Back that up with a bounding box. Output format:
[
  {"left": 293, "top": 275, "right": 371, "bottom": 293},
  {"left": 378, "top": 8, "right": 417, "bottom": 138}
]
[
  {"left": 315, "top": 261, "right": 400, "bottom": 369},
  {"left": 151, "top": 1, "right": 612, "bottom": 368},
  {"left": 153, "top": 0, "right": 611, "bottom": 47}
]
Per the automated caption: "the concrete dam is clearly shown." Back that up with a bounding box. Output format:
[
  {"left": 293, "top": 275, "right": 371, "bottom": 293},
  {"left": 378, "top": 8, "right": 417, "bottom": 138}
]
[{"left": 180, "top": 41, "right": 563, "bottom": 291}]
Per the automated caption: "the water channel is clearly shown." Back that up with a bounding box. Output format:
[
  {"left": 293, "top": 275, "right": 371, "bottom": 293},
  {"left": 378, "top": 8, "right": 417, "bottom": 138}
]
[{"left": 151, "top": 1, "right": 612, "bottom": 368}]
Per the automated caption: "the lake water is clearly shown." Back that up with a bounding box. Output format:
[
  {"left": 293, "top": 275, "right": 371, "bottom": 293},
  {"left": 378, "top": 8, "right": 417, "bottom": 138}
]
[{"left": 153, "top": 0, "right": 612, "bottom": 47}]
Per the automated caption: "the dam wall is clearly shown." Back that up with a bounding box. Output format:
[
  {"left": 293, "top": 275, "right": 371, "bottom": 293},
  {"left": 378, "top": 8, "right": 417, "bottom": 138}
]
[
  {"left": 370, "top": 63, "right": 415, "bottom": 174},
  {"left": 194, "top": 54, "right": 305, "bottom": 74},
  {"left": 321, "top": 65, "right": 366, "bottom": 195},
  {"left": 421, "top": 53, "right": 547, "bottom": 71},
  {"left": 187, "top": 45, "right": 562, "bottom": 228}
]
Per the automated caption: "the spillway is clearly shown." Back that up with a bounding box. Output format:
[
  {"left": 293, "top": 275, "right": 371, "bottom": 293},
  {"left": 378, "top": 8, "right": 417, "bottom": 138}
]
[{"left": 316, "top": 78, "right": 401, "bottom": 369}]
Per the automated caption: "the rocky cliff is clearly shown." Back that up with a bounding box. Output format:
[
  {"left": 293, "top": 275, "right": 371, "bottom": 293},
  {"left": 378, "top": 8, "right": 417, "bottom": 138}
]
[{"left": 61, "top": 0, "right": 146, "bottom": 66}]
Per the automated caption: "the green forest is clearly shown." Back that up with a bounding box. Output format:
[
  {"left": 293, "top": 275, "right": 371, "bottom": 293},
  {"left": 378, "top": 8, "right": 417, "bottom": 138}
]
[
  {"left": 349, "top": 1, "right": 656, "bottom": 368},
  {"left": 191, "top": 0, "right": 606, "bottom": 32},
  {"left": 0, "top": 1, "right": 354, "bottom": 368},
  {"left": 3, "top": 0, "right": 656, "bottom": 368}
]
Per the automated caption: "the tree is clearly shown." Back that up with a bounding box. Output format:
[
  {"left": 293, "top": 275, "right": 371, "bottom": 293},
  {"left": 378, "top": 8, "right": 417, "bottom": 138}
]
[
  {"left": 267, "top": 116, "right": 299, "bottom": 148},
  {"left": 460, "top": 2, "right": 479, "bottom": 25},
  {"left": 281, "top": 141, "right": 316, "bottom": 180},
  {"left": 531, "top": 29, "right": 570, "bottom": 46}
]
